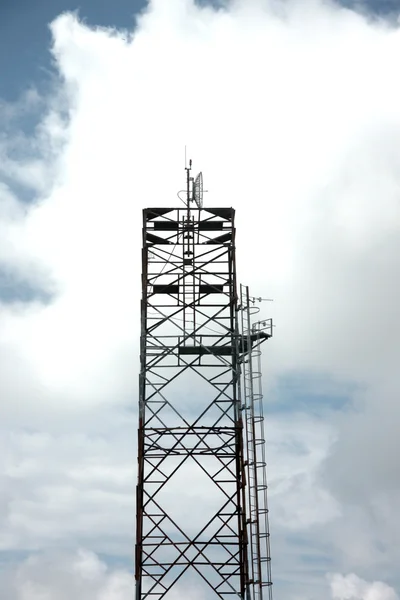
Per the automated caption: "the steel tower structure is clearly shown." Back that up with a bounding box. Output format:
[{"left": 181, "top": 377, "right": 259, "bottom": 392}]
[{"left": 135, "top": 162, "right": 273, "bottom": 600}]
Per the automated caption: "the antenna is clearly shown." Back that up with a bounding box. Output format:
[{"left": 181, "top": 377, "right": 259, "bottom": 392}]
[
  {"left": 185, "top": 158, "right": 192, "bottom": 207},
  {"left": 193, "top": 172, "right": 203, "bottom": 208},
  {"left": 181, "top": 160, "right": 206, "bottom": 208},
  {"left": 250, "top": 296, "right": 274, "bottom": 303}
]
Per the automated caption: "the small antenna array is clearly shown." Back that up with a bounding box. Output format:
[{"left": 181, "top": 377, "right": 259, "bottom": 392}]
[{"left": 184, "top": 159, "right": 204, "bottom": 209}]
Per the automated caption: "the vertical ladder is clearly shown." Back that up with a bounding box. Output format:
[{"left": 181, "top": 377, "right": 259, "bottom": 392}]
[
  {"left": 182, "top": 212, "right": 195, "bottom": 344},
  {"left": 240, "top": 284, "right": 273, "bottom": 600}
]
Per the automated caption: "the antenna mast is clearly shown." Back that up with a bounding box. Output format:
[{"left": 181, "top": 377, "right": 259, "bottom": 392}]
[{"left": 186, "top": 158, "right": 192, "bottom": 208}]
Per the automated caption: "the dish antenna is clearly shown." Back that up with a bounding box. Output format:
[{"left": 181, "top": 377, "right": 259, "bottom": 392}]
[
  {"left": 179, "top": 157, "right": 207, "bottom": 208},
  {"left": 193, "top": 172, "right": 203, "bottom": 208}
]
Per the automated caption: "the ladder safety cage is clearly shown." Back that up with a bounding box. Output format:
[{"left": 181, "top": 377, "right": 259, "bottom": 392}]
[{"left": 239, "top": 284, "right": 273, "bottom": 600}]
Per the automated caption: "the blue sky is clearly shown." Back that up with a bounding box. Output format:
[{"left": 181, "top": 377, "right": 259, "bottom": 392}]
[
  {"left": 0, "top": 0, "right": 146, "bottom": 100},
  {"left": 2, "top": 1, "right": 400, "bottom": 599}
]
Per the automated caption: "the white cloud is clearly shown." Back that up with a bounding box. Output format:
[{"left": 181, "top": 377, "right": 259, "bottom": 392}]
[
  {"left": 0, "top": 549, "right": 132, "bottom": 600},
  {"left": 329, "top": 573, "right": 399, "bottom": 600},
  {"left": 1, "top": 0, "right": 400, "bottom": 596}
]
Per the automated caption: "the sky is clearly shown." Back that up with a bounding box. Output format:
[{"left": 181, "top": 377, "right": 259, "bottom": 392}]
[{"left": 1, "top": 0, "right": 400, "bottom": 598}]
